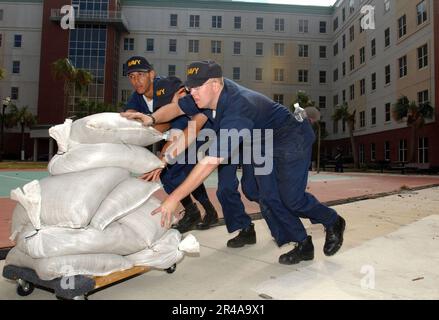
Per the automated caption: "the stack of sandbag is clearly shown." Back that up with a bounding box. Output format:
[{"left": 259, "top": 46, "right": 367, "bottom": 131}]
[{"left": 5, "top": 113, "right": 200, "bottom": 281}]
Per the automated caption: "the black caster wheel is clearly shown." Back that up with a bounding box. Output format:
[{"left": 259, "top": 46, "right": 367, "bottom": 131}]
[
  {"left": 165, "top": 264, "right": 176, "bottom": 274},
  {"left": 16, "top": 279, "right": 34, "bottom": 297}
]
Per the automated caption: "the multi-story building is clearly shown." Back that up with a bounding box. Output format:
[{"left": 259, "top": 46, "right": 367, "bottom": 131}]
[{"left": 0, "top": 0, "right": 437, "bottom": 167}]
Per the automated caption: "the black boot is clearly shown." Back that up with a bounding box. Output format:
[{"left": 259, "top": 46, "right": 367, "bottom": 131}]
[
  {"left": 196, "top": 200, "right": 219, "bottom": 230},
  {"left": 227, "top": 223, "right": 256, "bottom": 248},
  {"left": 324, "top": 215, "right": 346, "bottom": 256},
  {"left": 278, "top": 235, "right": 314, "bottom": 265},
  {"left": 172, "top": 202, "right": 201, "bottom": 233}
]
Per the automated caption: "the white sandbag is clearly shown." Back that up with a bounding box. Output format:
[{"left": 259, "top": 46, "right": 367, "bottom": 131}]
[
  {"left": 10, "top": 204, "right": 30, "bottom": 242},
  {"left": 5, "top": 247, "right": 133, "bottom": 281},
  {"left": 91, "top": 178, "right": 161, "bottom": 231},
  {"left": 117, "top": 197, "right": 170, "bottom": 247},
  {"left": 48, "top": 143, "right": 164, "bottom": 175},
  {"left": 48, "top": 119, "right": 73, "bottom": 153},
  {"left": 70, "top": 112, "right": 164, "bottom": 146},
  {"left": 15, "top": 222, "right": 146, "bottom": 259},
  {"left": 39, "top": 167, "right": 129, "bottom": 228},
  {"left": 10, "top": 180, "right": 41, "bottom": 230},
  {"left": 126, "top": 230, "right": 200, "bottom": 269}
]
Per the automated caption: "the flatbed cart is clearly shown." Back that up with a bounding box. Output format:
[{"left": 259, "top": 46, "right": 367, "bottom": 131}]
[{"left": 2, "top": 263, "right": 177, "bottom": 300}]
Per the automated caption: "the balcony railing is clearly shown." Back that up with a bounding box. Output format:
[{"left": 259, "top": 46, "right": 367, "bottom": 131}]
[{"left": 50, "top": 9, "right": 129, "bottom": 32}]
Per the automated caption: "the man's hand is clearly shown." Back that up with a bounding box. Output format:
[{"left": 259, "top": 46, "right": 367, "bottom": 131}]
[
  {"left": 139, "top": 168, "right": 163, "bottom": 182},
  {"left": 120, "top": 111, "right": 153, "bottom": 126},
  {"left": 151, "top": 196, "right": 179, "bottom": 229}
]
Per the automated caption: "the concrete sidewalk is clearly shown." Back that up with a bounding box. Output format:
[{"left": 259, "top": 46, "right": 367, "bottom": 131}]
[{"left": 1, "top": 186, "right": 438, "bottom": 300}]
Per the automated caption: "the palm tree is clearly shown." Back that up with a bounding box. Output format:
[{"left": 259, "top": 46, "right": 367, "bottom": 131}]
[
  {"left": 392, "top": 95, "right": 434, "bottom": 163},
  {"left": 51, "top": 58, "right": 93, "bottom": 118},
  {"left": 5, "top": 104, "right": 37, "bottom": 160},
  {"left": 332, "top": 102, "right": 358, "bottom": 169},
  {"left": 74, "top": 99, "right": 120, "bottom": 119}
]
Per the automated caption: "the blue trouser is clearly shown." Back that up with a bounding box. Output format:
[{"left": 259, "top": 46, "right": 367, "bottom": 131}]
[
  {"left": 160, "top": 163, "right": 209, "bottom": 204},
  {"left": 254, "top": 117, "right": 338, "bottom": 246},
  {"left": 217, "top": 163, "right": 259, "bottom": 233}
]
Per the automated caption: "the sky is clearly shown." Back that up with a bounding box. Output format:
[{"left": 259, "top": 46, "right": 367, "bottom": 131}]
[{"left": 234, "top": 0, "right": 337, "bottom": 6}]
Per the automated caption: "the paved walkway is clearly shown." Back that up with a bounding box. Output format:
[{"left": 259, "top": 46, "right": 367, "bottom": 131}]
[
  {"left": 1, "top": 186, "right": 438, "bottom": 299},
  {"left": 1, "top": 170, "right": 439, "bottom": 248}
]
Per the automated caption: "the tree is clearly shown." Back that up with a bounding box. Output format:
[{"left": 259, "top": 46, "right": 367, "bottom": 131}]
[
  {"left": 74, "top": 99, "right": 121, "bottom": 119},
  {"left": 392, "top": 95, "right": 434, "bottom": 163},
  {"left": 5, "top": 104, "right": 37, "bottom": 160},
  {"left": 332, "top": 102, "right": 358, "bottom": 169},
  {"left": 51, "top": 58, "right": 93, "bottom": 118}
]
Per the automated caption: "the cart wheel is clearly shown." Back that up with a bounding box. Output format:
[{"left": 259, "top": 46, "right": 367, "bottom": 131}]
[
  {"left": 16, "top": 279, "right": 34, "bottom": 297},
  {"left": 72, "top": 295, "right": 88, "bottom": 300},
  {"left": 166, "top": 264, "right": 176, "bottom": 274}
]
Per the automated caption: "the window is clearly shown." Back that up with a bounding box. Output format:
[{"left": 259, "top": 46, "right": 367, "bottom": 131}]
[
  {"left": 359, "top": 16, "right": 364, "bottom": 33},
  {"left": 418, "top": 44, "right": 428, "bottom": 69},
  {"left": 299, "top": 19, "right": 309, "bottom": 33},
  {"left": 146, "top": 38, "right": 154, "bottom": 52},
  {"left": 273, "top": 94, "right": 284, "bottom": 104},
  {"left": 122, "top": 63, "right": 127, "bottom": 76},
  {"left": 333, "top": 17, "right": 339, "bottom": 31},
  {"left": 211, "top": 41, "right": 221, "bottom": 54},
  {"left": 188, "top": 39, "right": 199, "bottom": 53},
  {"left": 274, "top": 43, "right": 285, "bottom": 56},
  {"left": 384, "top": 141, "right": 390, "bottom": 161},
  {"left": 299, "top": 44, "right": 309, "bottom": 57},
  {"left": 256, "top": 42, "right": 263, "bottom": 56},
  {"left": 333, "top": 42, "right": 339, "bottom": 56},
  {"left": 170, "top": 14, "right": 178, "bottom": 27},
  {"left": 385, "top": 65, "right": 391, "bottom": 84},
  {"left": 399, "top": 55, "right": 407, "bottom": 78},
  {"left": 14, "top": 34, "right": 22, "bottom": 48},
  {"left": 371, "top": 38, "right": 376, "bottom": 57},
  {"left": 234, "top": 16, "right": 241, "bottom": 29},
  {"left": 350, "top": 55, "right": 355, "bottom": 71},
  {"left": 342, "top": 8, "right": 346, "bottom": 22},
  {"left": 124, "top": 38, "right": 134, "bottom": 50},
  {"left": 342, "top": 90, "right": 346, "bottom": 103},
  {"left": 399, "top": 139, "right": 407, "bottom": 162},
  {"left": 385, "top": 28, "right": 390, "bottom": 47},
  {"left": 333, "top": 68, "right": 339, "bottom": 82},
  {"left": 189, "top": 15, "right": 200, "bottom": 28},
  {"left": 233, "top": 67, "right": 240, "bottom": 81},
  {"left": 298, "top": 70, "right": 308, "bottom": 83},
  {"left": 342, "top": 119, "right": 346, "bottom": 132},
  {"left": 275, "top": 18, "right": 285, "bottom": 32},
  {"left": 319, "top": 96, "right": 326, "bottom": 109},
  {"left": 320, "top": 71, "right": 327, "bottom": 84},
  {"left": 349, "top": 0, "right": 355, "bottom": 14},
  {"left": 320, "top": 21, "right": 327, "bottom": 33},
  {"left": 333, "top": 120, "right": 339, "bottom": 134},
  {"left": 233, "top": 41, "right": 241, "bottom": 55},
  {"left": 384, "top": 0, "right": 390, "bottom": 13},
  {"left": 121, "top": 89, "right": 131, "bottom": 103},
  {"left": 0, "top": 34, "right": 2, "bottom": 47},
  {"left": 371, "top": 108, "right": 376, "bottom": 125},
  {"left": 274, "top": 68, "right": 284, "bottom": 81},
  {"left": 12, "top": 60, "right": 20, "bottom": 74},
  {"left": 168, "top": 65, "right": 176, "bottom": 76},
  {"left": 360, "top": 111, "right": 365, "bottom": 127},
  {"left": 418, "top": 137, "right": 429, "bottom": 163},
  {"left": 0, "top": 9, "right": 3, "bottom": 21},
  {"left": 360, "top": 78, "right": 365, "bottom": 95},
  {"left": 342, "top": 34, "right": 346, "bottom": 49},
  {"left": 371, "top": 73, "right": 376, "bottom": 91},
  {"left": 359, "top": 144, "right": 365, "bottom": 164},
  {"left": 319, "top": 46, "right": 327, "bottom": 58},
  {"left": 349, "top": 25, "right": 355, "bottom": 42},
  {"left": 385, "top": 103, "right": 391, "bottom": 122},
  {"left": 371, "top": 143, "right": 376, "bottom": 161},
  {"left": 169, "top": 39, "right": 177, "bottom": 53},
  {"left": 255, "top": 68, "right": 263, "bottom": 81},
  {"left": 333, "top": 94, "right": 339, "bottom": 107},
  {"left": 11, "top": 87, "right": 19, "bottom": 100},
  {"left": 417, "top": 1, "right": 427, "bottom": 25},
  {"left": 256, "top": 17, "right": 264, "bottom": 30},
  {"left": 418, "top": 90, "right": 429, "bottom": 107},
  {"left": 398, "top": 15, "right": 407, "bottom": 38},
  {"left": 360, "top": 47, "right": 365, "bottom": 64},
  {"left": 342, "top": 62, "right": 346, "bottom": 77},
  {"left": 350, "top": 84, "right": 355, "bottom": 100},
  {"left": 212, "top": 16, "right": 222, "bottom": 28}
]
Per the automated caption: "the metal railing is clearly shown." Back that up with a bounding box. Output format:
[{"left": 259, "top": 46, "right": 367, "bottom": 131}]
[{"left": 50, "top": 9, "right": 128, "bottom": 29}]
